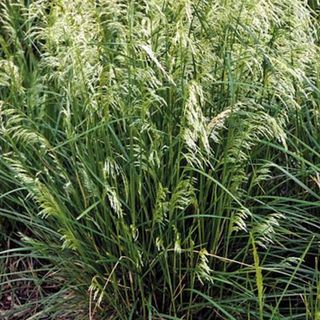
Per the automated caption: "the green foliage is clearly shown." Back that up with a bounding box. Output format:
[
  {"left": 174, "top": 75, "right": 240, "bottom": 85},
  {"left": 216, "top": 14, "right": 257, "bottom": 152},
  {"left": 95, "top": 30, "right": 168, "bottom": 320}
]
[{"left": 0, "top": 0, "right": 320, "bottom": 319}]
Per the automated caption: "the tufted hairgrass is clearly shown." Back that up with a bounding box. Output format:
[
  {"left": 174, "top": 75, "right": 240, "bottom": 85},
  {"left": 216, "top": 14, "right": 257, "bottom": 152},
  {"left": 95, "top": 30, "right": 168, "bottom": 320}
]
[{"left": 1, "top": 0, "right": 320, "bottom": 319}]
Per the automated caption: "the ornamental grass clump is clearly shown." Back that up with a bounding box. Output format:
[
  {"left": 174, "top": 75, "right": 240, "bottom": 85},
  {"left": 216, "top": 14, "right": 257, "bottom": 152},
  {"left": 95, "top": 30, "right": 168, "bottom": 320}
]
[{"left": 0, "top": 0, "right": 320, "bottom": 319}]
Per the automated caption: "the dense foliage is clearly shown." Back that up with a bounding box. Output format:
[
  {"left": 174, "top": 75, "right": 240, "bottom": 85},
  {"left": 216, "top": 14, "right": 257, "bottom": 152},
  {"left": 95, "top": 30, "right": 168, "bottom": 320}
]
[{"left": 1, "top": 0, "right": 320, "bottom": 319}]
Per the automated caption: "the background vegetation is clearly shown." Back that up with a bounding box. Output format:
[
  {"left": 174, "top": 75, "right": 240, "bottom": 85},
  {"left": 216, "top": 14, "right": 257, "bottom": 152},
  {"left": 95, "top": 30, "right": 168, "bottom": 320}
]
[{"left": 1, "top": 0, "right": 320, "bottom": 319}]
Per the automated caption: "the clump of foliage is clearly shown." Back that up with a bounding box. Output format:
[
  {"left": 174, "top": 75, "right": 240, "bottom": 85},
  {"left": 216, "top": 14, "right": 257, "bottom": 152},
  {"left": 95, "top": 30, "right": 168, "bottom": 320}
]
[{"left": 1, "top": 0, "right": 320, "bottom": 319}]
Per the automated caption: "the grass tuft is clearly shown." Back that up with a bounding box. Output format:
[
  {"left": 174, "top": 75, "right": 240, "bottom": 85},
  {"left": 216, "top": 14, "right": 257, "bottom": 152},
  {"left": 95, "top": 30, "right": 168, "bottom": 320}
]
[{"left": 1, "top": 0, "right": 320, "bottom": 319}]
